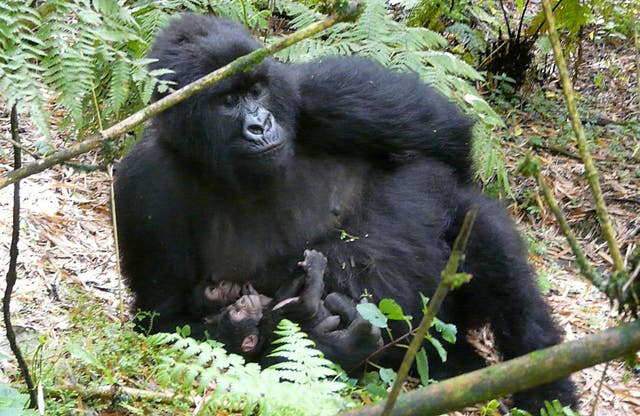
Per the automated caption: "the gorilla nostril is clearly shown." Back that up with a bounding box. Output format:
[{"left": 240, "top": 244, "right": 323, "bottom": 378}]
[{"left": 247, "top": 124, "right": 263, "bottom": 135}]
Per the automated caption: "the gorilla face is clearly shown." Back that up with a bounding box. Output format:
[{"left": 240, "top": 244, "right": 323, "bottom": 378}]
[
  {"left": 148, "top": 14, "right": 298, "bottom": 184},
  {"left": 219, "top": 81, "right": 285, "bottom": 155},
  {"left": 210, "top": 74, "right": 295, "bottom": 182}
]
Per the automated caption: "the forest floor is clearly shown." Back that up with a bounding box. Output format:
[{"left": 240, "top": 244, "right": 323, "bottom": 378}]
[{"left": 0, "top": 33, "right": 639, "bottom": 416}]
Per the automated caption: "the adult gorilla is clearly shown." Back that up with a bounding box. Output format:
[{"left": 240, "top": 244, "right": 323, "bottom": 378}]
[{"left": 114, "top": 14, "right": 576, "bottom": 412}]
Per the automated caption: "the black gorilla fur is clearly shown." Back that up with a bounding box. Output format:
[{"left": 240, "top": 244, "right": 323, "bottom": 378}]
[{"left": 114, "top": 14, "right": 577, "bottom": 412}]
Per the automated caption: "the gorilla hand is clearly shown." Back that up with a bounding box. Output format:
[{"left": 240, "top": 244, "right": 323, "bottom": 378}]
[
  {"left": 311, "top": 293, "right": 383, "bottom": 372},
  {"left": 272, "top": 249, "right": 327, "bottom": 322},
  {"left": 297, "top": 249, "right": 328, "bottom": 278}
]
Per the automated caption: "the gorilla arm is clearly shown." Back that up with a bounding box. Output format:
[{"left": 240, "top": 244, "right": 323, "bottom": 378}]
[
  {"left": 293, "top": 57, "right": 474, "bottom": 181},
  {"left": 114, "top": 135, "right": 218, "bottom": 337}
]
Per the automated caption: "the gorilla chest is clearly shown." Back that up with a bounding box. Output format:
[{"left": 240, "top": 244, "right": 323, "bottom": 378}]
[{"left": 200, "top": 159, "right": 367, "bottom": 280}]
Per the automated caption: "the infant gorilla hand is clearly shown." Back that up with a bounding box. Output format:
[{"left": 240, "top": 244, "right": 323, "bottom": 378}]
[
  {"left": 273, "top": 249, "right": 327, "bottom": 321},
  {"left": 297, "top": 249, "right": 328, "bottom": 276}
]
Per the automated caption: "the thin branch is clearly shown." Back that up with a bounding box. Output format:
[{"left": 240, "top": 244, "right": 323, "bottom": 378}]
[
  {"left": 498, "top": 0, "right": 513, "bottom": 39},
  {"left": 535, "top": 167, "right": 604, "bottom": 287},
  {"left": 108, "top": 164, "right": 125, "bottom": 323},
  {"left": 634, "top": 8, "right": 640, "bottom": 107},
  {"left": 2, "top": 105, "right": 37, "bottom": 407},
  {"left": 340, "top": 319, "right": 640, "bottom": 416},
  {"left": 541, "top": 0, "right": 625, "bottom": 271},
  {"left": 0, "top": 4, "right": 363, "bottom": 190},
  {"left": 382, "top": 207, "right": 477, "bottom": 416},
  {"left": 533, "top": 0, "right": 563, "bottom": 38},
  {"left": 1, "top": 135, "right": 101, "bottom": 172},
  {"left": 515, "top": 0, "right": 531, "bottom": 42},
  {"left": 589, "top": 361, "right": 609, "bottom": 416},
  {"left": 53, "top": 384, "right": 179, "bottom": 402},
  {"left": 1, "top": 135, "right": 39, "bottom": 160}
]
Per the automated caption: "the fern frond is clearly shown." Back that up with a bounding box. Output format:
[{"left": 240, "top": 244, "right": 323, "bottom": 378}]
[
  {"left": 447, "top": 23, "right": 487, "bottom": 54},
  {"left": 267, "top": 319, "right": 340, "bottom": 385},
  {"left": 0, "top": 1, "right": 50, "bottom": 136},
  {"left": 422, "top": 50, "right": 484, "bottom": 81},
  {"left": 107, "top": 57, "right": 131, "bottom": 114},
  {"left": 153, "top": 326, "right": 349, "bottom": 416}
]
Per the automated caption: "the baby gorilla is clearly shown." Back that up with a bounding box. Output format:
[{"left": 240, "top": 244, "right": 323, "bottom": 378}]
[
  {"left": 196, "top": 250, "right": 380, "bottom": 359},
  {"left": 202, "top": 282, "right": 273, "bottom": 356}
]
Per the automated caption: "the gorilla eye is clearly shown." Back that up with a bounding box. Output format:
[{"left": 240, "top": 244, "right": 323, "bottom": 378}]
[
  {"left": 249, "top": 83, "right": 264, "bottom": 98},
  {"left": 222, "top": 94, "right": 239, "bottom": 108}
]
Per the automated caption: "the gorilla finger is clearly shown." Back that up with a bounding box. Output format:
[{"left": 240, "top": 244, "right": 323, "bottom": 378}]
[
  {"left": 324, "top": 292, "right": 358, "bottom": 323},
  {"left": 347, "top": 316, "right": 372, "bottom": 333},
  {"left": 315, "top": 315, "right": 341, "bottom": 333},
  {"left": 348, "top": 317, "right": 384, "bottom": 348},
  {"left": 301, "top": 267, "right": 324, "bottom": 303},
  {"left": 369, "top": 324, "right": 384, "bottom": 348}
]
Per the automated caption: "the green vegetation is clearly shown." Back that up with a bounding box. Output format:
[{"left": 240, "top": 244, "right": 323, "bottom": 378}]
[{"left": 12, "top": 305, "right": 354, "bottom": 415}]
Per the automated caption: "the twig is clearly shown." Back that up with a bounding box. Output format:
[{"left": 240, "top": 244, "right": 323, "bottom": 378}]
[
  {"left": 1, "top": 135, "right": 103, "bottom": 171},
  {"left": 381, "top": 207, "right": 477, "bottom": 416},
  {"left": 498, "top": 0, "right": 513, "bottom": 39},
  {"left": 527, "top": 141, "right": 581, "bottom": 160},
  {"left": 2, "top": 105, "right": 38, "bottom": 407},
  {"left": 523, "top": 157, "right": 604, "bottom": 288},
  {"left": 515, "top": 0, "right": 531, "bottom": 43},
  {"left": 1, "top": 135, "right": 39, "bottom": 160},
  {"left": 108, "top": 164, "right": 125, "bottom": 323},
  {"left": 589, "top": 361, "right": 609, "bottom": 416},
  {"left": 622, "top": 259, "right": 640, "bottom": 295},
  {"left": 532, "top": 0, "right": 563, "bottom": 38},
  {"left": 541, "top": 0, "right": 625, "bottom": 272},
  {"left": 55, "top": 384, "right": 179, "bottom": 402},
  {"left": 634, "top": 9, "right": 640, "bottom": 107},
  {"left": 0, "top": 3, "right": 363, "bottom": 190}
]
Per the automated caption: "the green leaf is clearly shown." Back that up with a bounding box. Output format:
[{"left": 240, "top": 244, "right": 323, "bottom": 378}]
[
  {"left": 178, "top": 325, "right": 191, "bottom": 337},
  {"left": 378, "top": 368, "right": 396, "bottom": 387},
  {"left": 427, "top": 336, "right": 447, "bottom": 363},
  {"left": 419, "top": 293, "right": 430, "bottom": 314},
  {"left": 433, "top": 318, "right": 457, "bottom": 344},
  {"left": 34, "top": 140, "right": 55, "bottom": 156},
  {"left": 378, "top": 298, "right": 409, "bottom": 321},
  {"left": 66, "top": 343, "right": 105, "bottom": 370},
  {"left": 445, "top": 272, "right": 472, "bottom": 289},
  {"left": 356, "top": 302, "right": 388, "bottom": 328},
  {"left": 416, "top": 347, "right": 429, "bottom": 386},
  {"left": 0, "top": 383, "right": 37, "bottom": 415}
]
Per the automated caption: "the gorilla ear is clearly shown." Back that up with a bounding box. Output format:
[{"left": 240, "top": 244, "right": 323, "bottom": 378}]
[{"left": 241, "top": 334, "right": 259, "bottom": 352}]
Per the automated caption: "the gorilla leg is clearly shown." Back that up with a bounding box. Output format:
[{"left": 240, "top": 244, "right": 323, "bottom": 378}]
[
  {"left": 427, "top": 336, "right": 487, "bottom": 380},
  {"left": 449, "top": 192, "right": 578, "bottom": 412}
]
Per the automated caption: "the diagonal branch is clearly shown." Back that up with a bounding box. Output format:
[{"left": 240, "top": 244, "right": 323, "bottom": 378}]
[
  {"left": 341, "top": 319, "right": 640, "bottom": 416},
  {"left": 0, "top": 3, "right": 363, "bottom": 190},
  {"left": 540, "top": 0, "right": 625, "bottom": 271}
]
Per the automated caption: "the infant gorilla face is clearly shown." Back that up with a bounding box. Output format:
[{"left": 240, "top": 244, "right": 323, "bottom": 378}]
[{"left": 203, "top": 283, "right": 272, "bottom": 354}]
